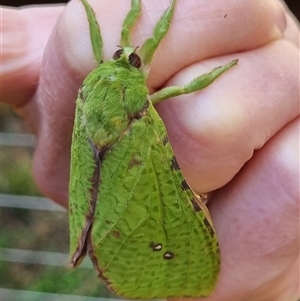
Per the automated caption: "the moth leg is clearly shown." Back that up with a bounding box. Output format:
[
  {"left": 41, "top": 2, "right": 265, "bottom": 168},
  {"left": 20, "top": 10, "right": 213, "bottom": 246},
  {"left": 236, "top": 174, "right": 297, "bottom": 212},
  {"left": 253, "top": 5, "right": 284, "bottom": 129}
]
[
  {"left": 139, "top": 0, "right": 176, "bottom": 67},
  {"left": 71, "top": 138, "right": 101, "bottom": 267},
  {"left": 120, "top": 0, "right": 142, "bottom": 47},
  {"left": 150, "top": 59, "right": 238, "bottom": 105},
  {"left": 80, "top": 0, "right": 103, "bottom": 65}
]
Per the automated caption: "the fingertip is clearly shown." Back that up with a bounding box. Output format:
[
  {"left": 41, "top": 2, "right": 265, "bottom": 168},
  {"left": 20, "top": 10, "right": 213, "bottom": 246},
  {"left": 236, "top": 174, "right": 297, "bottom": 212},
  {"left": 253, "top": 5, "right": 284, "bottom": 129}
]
[
  {"left": 1, "top": 7, "right": 39, "bottom": 106},
  {"left": 1, "top": 5, "right": 65, "bottom": 107},
  {"left": 205, "top": 118, "right": 299, "bottom": 301}
]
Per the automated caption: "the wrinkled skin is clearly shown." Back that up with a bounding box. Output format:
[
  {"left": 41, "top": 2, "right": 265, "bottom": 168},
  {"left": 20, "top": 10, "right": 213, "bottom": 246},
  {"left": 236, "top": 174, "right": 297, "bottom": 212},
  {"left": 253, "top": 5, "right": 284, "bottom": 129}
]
[{"left": 1, "top": 1, "right": 299, "bottom": 301}]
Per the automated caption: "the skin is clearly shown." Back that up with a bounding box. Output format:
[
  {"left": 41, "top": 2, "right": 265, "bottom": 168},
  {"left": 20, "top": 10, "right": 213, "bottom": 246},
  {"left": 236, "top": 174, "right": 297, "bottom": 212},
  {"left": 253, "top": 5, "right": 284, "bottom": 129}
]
[{"left": 1, "top": 0, "right": 299, "bottom": 300}]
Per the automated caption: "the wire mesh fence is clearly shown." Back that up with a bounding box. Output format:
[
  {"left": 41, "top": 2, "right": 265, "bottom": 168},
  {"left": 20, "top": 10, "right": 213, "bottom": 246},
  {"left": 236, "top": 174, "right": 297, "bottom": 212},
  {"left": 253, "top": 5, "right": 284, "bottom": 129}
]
[{"left": 0, "top": 130, "right": 124, "bottom": 301}]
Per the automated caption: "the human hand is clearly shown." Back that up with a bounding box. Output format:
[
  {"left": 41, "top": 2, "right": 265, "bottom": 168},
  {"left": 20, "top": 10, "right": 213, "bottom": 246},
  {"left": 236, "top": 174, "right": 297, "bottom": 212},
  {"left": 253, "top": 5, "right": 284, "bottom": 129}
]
[{"left": 1, "top": 1, "right": 299, "bottom": 300}]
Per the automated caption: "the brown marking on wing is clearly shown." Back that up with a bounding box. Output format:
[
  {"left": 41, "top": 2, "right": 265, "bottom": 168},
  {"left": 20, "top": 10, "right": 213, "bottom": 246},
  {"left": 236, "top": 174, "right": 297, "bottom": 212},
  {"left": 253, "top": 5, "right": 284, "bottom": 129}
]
[
  {"left": 203, "top": 218, "right": 215, "bottom": 238},
  {"left": 170, "top": 156, "right": 180, "bottom": 171},
  {"left": 180, "top": 179, "right": 189, "bottom": 190},
  {"left": 162, "top": 135, "right": 169, "bottom": 146},
  {"left": 70, "top": 139, "right": 101, "bottom": 268},
  {"left": 189, "top": 198, "right": 202, "bottom": 212},
  {"left": 127, "top": 156, "right": 142, "bottom": 170},
  {"left": 112, "top": 230, "right": 121, "bottom": 238},
  {"left": 87, "top": 236, "right": 114, "bottom": 292}
]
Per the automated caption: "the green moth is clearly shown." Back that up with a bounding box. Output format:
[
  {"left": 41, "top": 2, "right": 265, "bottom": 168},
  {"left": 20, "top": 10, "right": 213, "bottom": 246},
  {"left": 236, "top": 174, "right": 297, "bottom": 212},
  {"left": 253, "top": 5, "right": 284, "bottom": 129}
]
[{"left": 69, "top": 0, "right": 238, "bottom": 298}]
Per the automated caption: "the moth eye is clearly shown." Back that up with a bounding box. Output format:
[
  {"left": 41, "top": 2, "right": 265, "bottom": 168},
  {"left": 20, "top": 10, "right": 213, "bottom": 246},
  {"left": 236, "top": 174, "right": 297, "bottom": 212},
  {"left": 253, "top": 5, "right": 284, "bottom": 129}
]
[
  {"left": 113, "top": 49, "right": 123, "bottom": 60},
  {"left": 129, "top": 53, "right": 142, "bottom": 68}
]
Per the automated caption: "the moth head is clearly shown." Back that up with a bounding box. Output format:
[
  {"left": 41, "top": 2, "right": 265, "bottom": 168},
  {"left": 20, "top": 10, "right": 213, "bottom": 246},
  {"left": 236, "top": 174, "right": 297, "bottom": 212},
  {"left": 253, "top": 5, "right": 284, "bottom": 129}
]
[{"left": 113, "top": 46, "right": 142, "bottom": 69}]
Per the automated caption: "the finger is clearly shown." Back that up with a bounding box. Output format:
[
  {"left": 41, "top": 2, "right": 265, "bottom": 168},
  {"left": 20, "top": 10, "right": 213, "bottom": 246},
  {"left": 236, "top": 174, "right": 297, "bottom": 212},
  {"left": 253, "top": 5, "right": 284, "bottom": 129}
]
[
  {"left": 187, "top": 117, "right": 299, "bottom": 301},
  {"left": 0, "top": 5, "right": 64, "bottom": 107},
  {"left": 157, "top": 39, "right": 299, "bottom": 193},
  {"left": 146, "top": 0, "right": 286, "bottom": 90},
  {"left": 283, "top": 11, "right": 300, "bottom": 46},
  {"left": 277, "top": 0, "right": 300, "bottom": 46},
  {"left": 35, "top": 0, "right": 285, "bottom": 90}
]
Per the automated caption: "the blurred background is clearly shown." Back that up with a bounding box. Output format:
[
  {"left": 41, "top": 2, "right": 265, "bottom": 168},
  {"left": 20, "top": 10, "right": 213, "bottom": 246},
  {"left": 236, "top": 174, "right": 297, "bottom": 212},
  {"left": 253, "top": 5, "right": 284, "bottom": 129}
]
[
  {"left": 1, "top": 1, "right": 299, "bottom": 301},
  {"left": 1, "top": 0, "right": 300, "bottom": 21},
  {"left": 1, "top": 0, "right": 299, "bottom": 21}
]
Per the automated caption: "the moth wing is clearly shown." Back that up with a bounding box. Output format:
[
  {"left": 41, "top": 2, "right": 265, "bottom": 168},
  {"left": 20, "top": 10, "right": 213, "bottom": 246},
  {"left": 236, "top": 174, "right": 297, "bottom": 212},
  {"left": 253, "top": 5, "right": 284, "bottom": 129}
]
[
  {"left": 88, "top": 104, "right": 220, "bottom": 298},
  {"left": 69, "top": 94, "right": 100, "bottom": 266}
]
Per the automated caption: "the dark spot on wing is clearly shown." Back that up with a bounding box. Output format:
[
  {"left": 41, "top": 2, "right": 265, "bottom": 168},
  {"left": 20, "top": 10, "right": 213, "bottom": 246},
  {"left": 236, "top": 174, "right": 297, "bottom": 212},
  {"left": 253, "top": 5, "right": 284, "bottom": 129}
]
[
  {"left": 181, "top": 179, "right": 189, "bottom": 190},
  {"left": 224, "top": 14, "right": 227, "bottom": 18},
  {"left": 170, "top": 156, "right": 180, "bottom": 171},
  {"left": 128, "top": 156, "right": 142, "bottom": 170},
  {"left": 189, "top": 198, "right": 201, "bottom": 212},
  {"left": 162, "top": 135, "right": 169, "bottom": 146},
  {"left": 112, "top": 230, "right": 121, "bottom": 238},
  {"left": 88, "top": 243, "right": 112, "bottom": 287},
  {"left": 149, "top": 242, "right": 162, "bottom": 251},
  {"left": 105, "top": 220, "right": 112, "bottom": 224},
  {"left": 204, "top": 218, "right": 215, "bottom": 237},
  {"left": 163, "top": 252, "right": 174, "bottom": 260}
]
